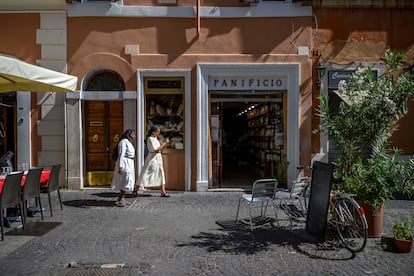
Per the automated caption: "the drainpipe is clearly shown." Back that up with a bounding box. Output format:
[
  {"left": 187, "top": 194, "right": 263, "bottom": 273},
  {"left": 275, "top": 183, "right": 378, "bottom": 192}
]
[{"left": 196, "top": 0, "right": 200, "bottom": 38}]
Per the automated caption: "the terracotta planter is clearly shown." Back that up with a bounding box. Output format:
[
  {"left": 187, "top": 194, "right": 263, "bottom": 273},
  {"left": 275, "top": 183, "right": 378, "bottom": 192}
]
[
  {"left": 360, "top": 202, "right": 384, "bottom": 238},
  {"left": 394, "top": 237, "right": 413, "bottom": 253}
]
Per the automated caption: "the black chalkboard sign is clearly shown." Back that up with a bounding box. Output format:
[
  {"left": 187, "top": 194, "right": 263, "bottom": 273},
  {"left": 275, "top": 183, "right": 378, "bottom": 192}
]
[{"left": 306, "top": 161, "right": 333, "bottom": 242}]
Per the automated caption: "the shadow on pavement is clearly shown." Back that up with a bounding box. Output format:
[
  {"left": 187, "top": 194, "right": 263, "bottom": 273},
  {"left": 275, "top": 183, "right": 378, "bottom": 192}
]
[
  {"left": 63, "top": 199, "right": 116, "bottom": 208},
  {"left": 176, "top": 219, "right": 316, "bottom": 255},
  {"left": 177, "top": 219, "right": 356, "bottom": 260},
  {"left": 292, "top": 227, "right": 357, "bottom": 260},
  {"left": 6, "top": 221, "right": 62, "bottom": 236},
  {"left": 292, "top": 240, "right": 356, "bottom": 261},
  {"left": 91, "top": 192, "right": 153, "bottom": 198},
  {"left": 90, "top": 192, "right": 120, "bottom": 198}
]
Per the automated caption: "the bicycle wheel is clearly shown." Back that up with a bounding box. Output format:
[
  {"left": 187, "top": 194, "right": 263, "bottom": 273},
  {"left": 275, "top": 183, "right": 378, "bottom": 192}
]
[
  {"left": 333, "top": 197, "right": 368, "bottom": 252},
  {"left": 302, "top": 180, "right": 311, "bottom": 211}
]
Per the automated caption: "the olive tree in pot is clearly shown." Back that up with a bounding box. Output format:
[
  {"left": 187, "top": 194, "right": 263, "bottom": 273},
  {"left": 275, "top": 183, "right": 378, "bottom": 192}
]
[{"left": 317, "top": 50, "right": 414, "bottom": 237}]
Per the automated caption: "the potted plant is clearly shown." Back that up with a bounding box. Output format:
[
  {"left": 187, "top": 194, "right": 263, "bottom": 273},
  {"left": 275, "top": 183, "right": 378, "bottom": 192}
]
[
  {"left": 393, "top": 216, "right": 414, "bottom": 253},
  {"left": 317, "top": 50, "right": 414, "bottom": 237},
  {"left": 342, "top": 146, "right": 414, "bottom": 210}
]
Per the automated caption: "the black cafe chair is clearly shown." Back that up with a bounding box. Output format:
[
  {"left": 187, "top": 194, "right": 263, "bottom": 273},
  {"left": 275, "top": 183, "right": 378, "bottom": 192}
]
[
  {"left": 21, "top": 168, "right": 44, "bottom": 227},
  {"left": 43, "top": 164, "right": 63, "bottom": 217},
  {"left": 0, "top": 172, "right": 24, "bottom": 240}
]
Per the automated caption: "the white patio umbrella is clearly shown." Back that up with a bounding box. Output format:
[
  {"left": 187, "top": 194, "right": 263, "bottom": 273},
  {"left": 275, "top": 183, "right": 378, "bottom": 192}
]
[{"left": 0, "top": 54, "right": 78, "bottom": 93}]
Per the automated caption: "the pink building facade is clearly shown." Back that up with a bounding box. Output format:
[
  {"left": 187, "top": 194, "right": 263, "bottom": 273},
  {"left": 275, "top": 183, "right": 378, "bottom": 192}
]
[{"left": 1, "top": 0, "right": 413, "bottom": 191}]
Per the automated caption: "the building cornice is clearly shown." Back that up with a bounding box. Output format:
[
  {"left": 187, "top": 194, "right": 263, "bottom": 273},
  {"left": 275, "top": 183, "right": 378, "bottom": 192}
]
[
  {"left": 313, "top": 0, "right": 414, "bottom": 8},
  {"left": 68, "top": 3, "right": 312, "bottom": 18}
]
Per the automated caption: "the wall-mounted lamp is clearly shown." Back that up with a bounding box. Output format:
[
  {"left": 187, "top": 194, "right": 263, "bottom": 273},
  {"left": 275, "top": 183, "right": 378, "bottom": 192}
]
[{"left": 316, "top": 64, "right": 326, "bottom": 89}]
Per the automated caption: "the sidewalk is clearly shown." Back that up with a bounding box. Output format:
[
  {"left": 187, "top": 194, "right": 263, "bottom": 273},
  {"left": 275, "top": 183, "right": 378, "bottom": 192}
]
[{"left": 0, "top": 189, "right": 413, "bottom": 275}]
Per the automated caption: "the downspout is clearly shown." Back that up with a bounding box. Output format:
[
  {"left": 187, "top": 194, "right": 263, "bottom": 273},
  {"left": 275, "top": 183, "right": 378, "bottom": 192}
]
[{"left": 196, "top": 0, "right": 200, "bottom": 38}]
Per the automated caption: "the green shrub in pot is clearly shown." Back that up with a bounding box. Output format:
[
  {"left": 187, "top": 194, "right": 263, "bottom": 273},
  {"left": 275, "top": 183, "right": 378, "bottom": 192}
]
[
  {"left": 393, "top": 216, "right": 414, "bottom": 241},
  {"left": 342, "top": 146, "right": 414, "bottom": 209},
  {"left": 317, "top": 49, "right": 414, "bottom": 209}
]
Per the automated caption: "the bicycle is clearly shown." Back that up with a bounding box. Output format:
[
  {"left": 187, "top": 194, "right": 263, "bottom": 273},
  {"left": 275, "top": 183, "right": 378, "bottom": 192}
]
[
  {"left": 293, "top": 165, "right": 312, "bottom": 212},
  {"left": 327, "top": 190, "right": 368, "bottom": 252},
  {"left": 297, "top": 164, "right": 368, "bottom": 253}
]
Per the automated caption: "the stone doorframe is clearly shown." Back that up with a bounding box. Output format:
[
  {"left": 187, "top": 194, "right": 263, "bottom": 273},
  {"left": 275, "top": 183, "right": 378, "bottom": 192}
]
[
  {"left": 136, "top": 70, "right": 192, "bottom": 191},
  {"left": 66, "top": 91, "right": 136, "bottom": 189},
  {"left": 196, "top": 63, "right": 300, "bottom": 192}
]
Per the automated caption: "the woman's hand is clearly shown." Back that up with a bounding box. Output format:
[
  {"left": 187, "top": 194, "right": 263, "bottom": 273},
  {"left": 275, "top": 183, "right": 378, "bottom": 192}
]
[
  {"left": 156, "top": 138, "right": 169, "bottom": 153},
  {"left": 161, "top": 138, "right": 169, "bottom": 147}
]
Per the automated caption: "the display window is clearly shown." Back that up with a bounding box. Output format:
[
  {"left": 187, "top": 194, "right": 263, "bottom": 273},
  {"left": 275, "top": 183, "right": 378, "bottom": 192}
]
[
  {"left": 144, "top": 77, "right": 184, "bottom": 151},
  {"left": 143, "top": 77, "right": 186, "bottom": 191}
]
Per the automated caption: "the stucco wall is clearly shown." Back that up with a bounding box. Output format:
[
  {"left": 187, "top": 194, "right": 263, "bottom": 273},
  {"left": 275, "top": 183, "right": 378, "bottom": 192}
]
[
  {"left": 66, "top": 14, "right": 314, "bottom": 188},
  {"left": 312, "top": 7, "right": 414, "bottom": 155},
  {"left": 0, "top": 13, "right": 42, "bottom": 167}
]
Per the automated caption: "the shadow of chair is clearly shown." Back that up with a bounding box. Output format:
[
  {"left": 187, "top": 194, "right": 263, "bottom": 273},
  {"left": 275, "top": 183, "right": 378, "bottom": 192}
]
[
  {"left": 0, "top": 172, "right": 24, "bottom": 240},
  {"left": 22, "top": 168, "right": 44, "bottom": 227},
  {"left": 43, "top": 164, "right": 62, "bottom": 217},
  {"left": 235, "top": 178, "right": 278, "bottom": 231},
  {"left": 275, "top": 179, "right": 309, "bottom": 227}
]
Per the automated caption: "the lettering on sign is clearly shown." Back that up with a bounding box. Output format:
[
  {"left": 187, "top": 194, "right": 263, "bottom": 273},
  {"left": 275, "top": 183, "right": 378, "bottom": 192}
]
[
  {"left": 331, "top": 71, "right": 353, "bottom": 80},
  {"left": 328, "top": 70, "right": 378, "bottom": 89},
  {"left": 209, "top": 77, "right": 287, "bottom": 90}
]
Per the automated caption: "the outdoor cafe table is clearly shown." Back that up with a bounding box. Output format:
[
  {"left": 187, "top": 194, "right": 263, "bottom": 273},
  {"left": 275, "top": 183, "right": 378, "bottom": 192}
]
[{"left": 0, "top": 170, "right": 51, "bottom": 194}]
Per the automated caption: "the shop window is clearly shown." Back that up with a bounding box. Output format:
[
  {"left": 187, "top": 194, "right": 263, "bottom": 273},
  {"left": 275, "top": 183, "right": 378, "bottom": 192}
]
[{"left": 145, "top": 77, "right": 184, "bottom": 151}]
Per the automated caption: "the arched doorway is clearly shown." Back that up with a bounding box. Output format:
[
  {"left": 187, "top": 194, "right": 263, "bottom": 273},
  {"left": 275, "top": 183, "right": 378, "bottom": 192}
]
[{"left": 85, "top": 70, "right": 125, "bottom": 186}]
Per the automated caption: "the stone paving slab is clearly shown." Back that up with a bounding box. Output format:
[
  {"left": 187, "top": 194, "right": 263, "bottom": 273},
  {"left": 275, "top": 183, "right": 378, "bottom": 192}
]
[{"left": 0, "top": 189, "right": 413, "bottom": 275}]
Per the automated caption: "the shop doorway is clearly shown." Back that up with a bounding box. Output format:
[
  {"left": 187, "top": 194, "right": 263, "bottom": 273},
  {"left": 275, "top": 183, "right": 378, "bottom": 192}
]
[
  {"left": 210, "top": 92, "right": 286, "bottom": 190},
  {"left": 0, "top": 93, "right": 16, "bottom": 170},
  {"left": 84, "top": 70, "right": 125, "bottom": 186}
]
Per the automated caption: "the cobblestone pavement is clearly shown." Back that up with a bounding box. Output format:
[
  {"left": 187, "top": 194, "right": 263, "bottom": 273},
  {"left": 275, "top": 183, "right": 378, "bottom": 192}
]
[{"left": 0, "top": 189, "right": 413, "bottom": 275}]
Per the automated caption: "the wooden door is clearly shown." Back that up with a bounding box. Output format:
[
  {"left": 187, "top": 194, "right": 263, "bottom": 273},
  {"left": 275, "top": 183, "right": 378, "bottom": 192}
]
[
  {"left": 162, "top": 151, "right": 185, "bottom": 190},
  {"left": 85, "top": 101, "right": 123, "bottom": 185}
]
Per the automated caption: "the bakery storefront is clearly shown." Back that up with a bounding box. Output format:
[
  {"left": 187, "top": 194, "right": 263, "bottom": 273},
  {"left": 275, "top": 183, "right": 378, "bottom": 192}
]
[
  {"left": 196, "top": 64, "right": 300, "bottom": 192},
  {"left": 66, "top": 64, "right": 301, "bottom": 192}
]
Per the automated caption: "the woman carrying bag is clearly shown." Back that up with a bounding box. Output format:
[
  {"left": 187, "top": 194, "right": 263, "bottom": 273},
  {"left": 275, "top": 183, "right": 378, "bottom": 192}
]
[{"left": 111, "top": 129, "right": 136, "bottom": 206}]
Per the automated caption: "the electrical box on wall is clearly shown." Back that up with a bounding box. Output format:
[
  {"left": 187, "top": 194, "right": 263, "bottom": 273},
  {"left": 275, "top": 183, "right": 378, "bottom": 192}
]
[
  {"left": 124, "top": 45, "right": 139, "bottom": 55},
  {"left": 298, "top": 46, "right": 309, "bottom": 56}
]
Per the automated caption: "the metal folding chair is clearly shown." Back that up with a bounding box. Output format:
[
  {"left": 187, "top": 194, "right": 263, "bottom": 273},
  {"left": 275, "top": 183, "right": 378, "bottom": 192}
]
[
  {"left": 275, "top": 179, "right": 309, "bottom": 227},
  {"left": 235, "top": 178, "right": 278, "bottom": 231}
]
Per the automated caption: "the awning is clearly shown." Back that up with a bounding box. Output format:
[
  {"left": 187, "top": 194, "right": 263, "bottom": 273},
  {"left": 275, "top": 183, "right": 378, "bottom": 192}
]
[{"left": 0, "top": 54, "right": 78, "bottom": 93}]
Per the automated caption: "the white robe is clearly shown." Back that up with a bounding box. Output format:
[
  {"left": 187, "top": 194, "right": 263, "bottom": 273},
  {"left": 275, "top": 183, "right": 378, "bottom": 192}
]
[
  {"left": 111, "top": 138, "right": 135, "bottom": 192},
  {"left": 137, "top": 136, "right": 166, "bottom": 188}
]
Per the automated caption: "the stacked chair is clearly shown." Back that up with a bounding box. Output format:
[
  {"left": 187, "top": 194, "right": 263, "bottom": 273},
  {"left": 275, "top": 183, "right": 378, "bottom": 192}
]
[
  {"left": 43, "top": 164, "right": 63, "bottom": 217},
  {"left": 0, "top": 172, "right": 24, "bottom": 240},
  {"left": 21, "top": 167, "right": 44, "bottom": 228}
]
